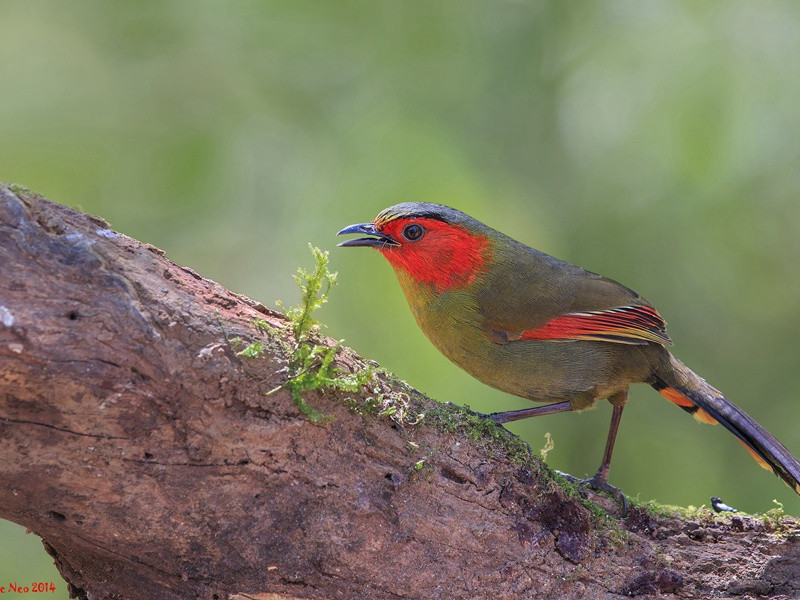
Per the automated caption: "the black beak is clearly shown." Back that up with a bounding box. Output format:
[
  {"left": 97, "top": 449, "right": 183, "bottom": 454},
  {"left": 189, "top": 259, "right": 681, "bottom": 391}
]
[{"left": 337, "top": 223, "right": 399, "bottom": 248}]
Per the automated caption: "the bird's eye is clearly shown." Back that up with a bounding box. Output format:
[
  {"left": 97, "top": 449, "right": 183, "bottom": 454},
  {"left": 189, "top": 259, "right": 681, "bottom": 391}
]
[{"left": 402, "top": 224, "right": 424, "bottom": 241}]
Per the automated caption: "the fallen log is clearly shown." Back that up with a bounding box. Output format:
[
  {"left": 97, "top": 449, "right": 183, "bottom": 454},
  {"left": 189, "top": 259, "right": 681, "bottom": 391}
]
[{"left": 1, "top": 184, "right": 798, "bottom": 599}]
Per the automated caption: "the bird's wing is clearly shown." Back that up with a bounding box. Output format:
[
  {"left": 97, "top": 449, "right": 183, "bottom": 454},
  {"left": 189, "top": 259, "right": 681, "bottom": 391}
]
[
  {"left": 477, "top": 242, "right": 672, "bottom": 346},
  {"left": 506, "top": 304, "right": 671, "bottom": 345}
]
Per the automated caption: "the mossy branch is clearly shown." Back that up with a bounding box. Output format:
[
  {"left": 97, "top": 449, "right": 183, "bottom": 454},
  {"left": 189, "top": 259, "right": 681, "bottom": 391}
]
[{"left": 5, "top": 185, "right": 800, "bottom": 600}]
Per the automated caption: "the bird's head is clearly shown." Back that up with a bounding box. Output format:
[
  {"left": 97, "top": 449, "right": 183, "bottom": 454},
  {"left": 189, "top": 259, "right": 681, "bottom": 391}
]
[{"left": 337, "top": 203, "right": 491, "bottom": 292}]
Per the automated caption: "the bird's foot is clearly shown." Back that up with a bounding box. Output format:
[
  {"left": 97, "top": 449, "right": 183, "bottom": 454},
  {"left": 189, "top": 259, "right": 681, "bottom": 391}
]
[
  {"left": 583, "top": 474, "right": 628, "bottom": 515},
  {"left": 556, "top": 470, "right": 628, "bottom": 515}
]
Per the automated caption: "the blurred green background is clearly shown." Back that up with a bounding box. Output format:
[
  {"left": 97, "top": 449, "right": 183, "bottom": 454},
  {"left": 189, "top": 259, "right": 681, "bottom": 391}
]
[{"left": 3, "top": 0, "right": 800, "bottom": 591}]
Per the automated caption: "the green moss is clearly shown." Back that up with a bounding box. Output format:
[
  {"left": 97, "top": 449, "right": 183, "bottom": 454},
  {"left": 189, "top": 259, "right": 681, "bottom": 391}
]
[
  {"left": 631, "top": 499, "right": 714, "bottom": 521},
  {"left": 760, "top": 499, "right": 792, "bottom": 532},
  {"left": 253, "top": 317, "right": 272, "bottom": 333},
  {"left": 424, "top": 400, "right": 533, "bottom": 466},
  {"left": 236, "top": 244, "right": 375, "bottom": 422},
  {"left": 345, "top": 371, "right": 426, "bottom": 425},
  {"left": 236, "top": 340, "right": 265, "bottom": 358},
  {"left": 8, "top": 183, "right": 30, "bottom": 195},
  {"left": 342, "top": 394, "right": 381, "bottom": 417}
]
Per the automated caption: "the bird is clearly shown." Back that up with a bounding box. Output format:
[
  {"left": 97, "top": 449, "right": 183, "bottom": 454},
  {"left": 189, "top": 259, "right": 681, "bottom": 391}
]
[
  {"left": 710, "top": 496, "right": 738, "bottom": 513},
  {"left": 337, "top": 202, "right": 800, "bottom": 503}
]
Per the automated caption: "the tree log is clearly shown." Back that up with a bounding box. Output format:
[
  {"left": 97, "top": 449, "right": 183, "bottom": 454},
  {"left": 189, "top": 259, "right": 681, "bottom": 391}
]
[{"left": 1, "top": 183, "right": 799, "bottom": 599}]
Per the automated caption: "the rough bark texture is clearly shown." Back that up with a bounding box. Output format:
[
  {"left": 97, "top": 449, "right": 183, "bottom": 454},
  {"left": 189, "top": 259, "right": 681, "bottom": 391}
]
[{"left": 1, "top": 183, "right": 799, "bottom": 600}]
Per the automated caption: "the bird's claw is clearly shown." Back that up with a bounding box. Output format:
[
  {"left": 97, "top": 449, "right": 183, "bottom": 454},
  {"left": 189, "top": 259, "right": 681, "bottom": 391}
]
[
  {"left": 556, "top": 470, "right": 628, "bottom": 515},
  {"left": 583, "top": 474, "right": 628, "bottom": 515}
]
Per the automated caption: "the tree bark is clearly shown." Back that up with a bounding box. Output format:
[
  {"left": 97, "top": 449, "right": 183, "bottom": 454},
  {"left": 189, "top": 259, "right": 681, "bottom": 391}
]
[{"left": 1, "top": 183, "right": 799, "bottom": 600}]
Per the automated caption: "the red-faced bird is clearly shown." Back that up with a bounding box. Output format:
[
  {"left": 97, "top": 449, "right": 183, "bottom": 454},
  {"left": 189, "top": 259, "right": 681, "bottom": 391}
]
[{"left": 338, "top": 203, "right": 800, "bottom": 501}]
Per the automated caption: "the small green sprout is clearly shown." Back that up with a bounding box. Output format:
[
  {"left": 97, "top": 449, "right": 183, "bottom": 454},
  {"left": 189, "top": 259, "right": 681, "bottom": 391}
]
[
  {"left": 253, "top": 318, "right": 272, "bottom": 333},
  {"left": 237, "top": 341, "right": 265, "bottom": 358},
  {"left": 761, "top": 498, "right": 788, "bottom": 531},
  {"left": 540, "top": 432, "right": 555, "bottom": 461},
  {"left": 261, "top": 245, "right": 371, "bottom": 422}
]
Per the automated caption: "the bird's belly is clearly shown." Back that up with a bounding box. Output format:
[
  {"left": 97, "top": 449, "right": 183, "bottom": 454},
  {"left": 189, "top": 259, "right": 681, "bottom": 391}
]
[{"left": 412, "top": 297, "right": 652, "bottom": 407}]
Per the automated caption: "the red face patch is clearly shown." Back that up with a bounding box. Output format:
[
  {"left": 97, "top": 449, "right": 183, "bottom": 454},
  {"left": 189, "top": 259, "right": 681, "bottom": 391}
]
[{"left": 375, "top": 217, "right": 489, "bottom": 292}]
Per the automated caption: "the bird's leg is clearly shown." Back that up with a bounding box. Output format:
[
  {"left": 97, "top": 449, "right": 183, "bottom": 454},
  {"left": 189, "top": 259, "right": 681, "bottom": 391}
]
[
  {"left": 581, "top": 390, "right": 628, "bottom": 512},
  {"left": 489, "top": 400, "right": 573, "bottom": 424},
  {"left": 488, "top": 394, "right": 629, "bottom": 512},
  {"left": 595, "top": 395, "right": 626, "bottom": 482}
]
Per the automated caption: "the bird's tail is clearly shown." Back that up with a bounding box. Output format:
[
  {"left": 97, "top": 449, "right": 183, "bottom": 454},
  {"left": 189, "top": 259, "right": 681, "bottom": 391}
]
[{"left": 652, "top": 352, "right": 800, "bottom": 495}]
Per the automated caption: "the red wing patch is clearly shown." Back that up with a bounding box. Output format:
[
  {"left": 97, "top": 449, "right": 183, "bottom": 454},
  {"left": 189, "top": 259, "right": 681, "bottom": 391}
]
[{"left": 518, "top": 305, "right": 673, "bottom": 346}]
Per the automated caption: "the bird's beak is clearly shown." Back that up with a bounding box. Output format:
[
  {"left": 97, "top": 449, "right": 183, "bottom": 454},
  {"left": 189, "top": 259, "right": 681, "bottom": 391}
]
[{"left": 337, "top": 223, "right": 400, "bottom": 249}]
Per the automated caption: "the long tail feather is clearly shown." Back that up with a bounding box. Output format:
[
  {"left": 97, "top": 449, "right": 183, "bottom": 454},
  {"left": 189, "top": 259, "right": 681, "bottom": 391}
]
[{"left": 653, "top": 353, "right": 800, "bottom": 495}]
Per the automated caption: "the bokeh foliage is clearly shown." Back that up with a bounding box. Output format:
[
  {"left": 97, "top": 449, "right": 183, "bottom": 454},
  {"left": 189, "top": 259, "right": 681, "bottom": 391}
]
[{"left": 2, "top": 0, "right": 800, "bottom": 590}]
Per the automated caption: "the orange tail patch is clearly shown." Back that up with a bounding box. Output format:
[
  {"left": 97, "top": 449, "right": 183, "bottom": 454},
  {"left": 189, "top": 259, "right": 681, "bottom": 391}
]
[
  {"left": 658, "top": 386, "right": 718, "bottom": 425},
  {"left": 737, "top": 439, "right": 774, "bottom": 473}
]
